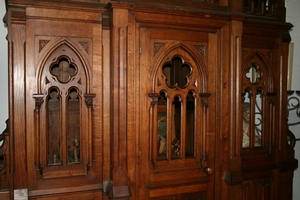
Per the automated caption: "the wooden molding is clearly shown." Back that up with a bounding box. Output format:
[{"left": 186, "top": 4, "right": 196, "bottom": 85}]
[{"left": 224, "top": 171, "right": 244, "bottom": 186}]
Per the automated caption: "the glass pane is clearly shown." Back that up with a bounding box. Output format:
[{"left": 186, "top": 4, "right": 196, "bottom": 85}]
[
  {"left": 172, "top": 96, "right": 181, "bottom": 159},
  {"left": 243, "top": 90, "right": 251, "bottom": 148},
  {"left": 67, "top": 89, "right": 81, "bottom": 163},
  {"left": 186, "top": 91, "right": 195, "bottom": 157},
  {"left": 48, "top": 88, "right": 61, "bottom": 165},
  {"left": 157, "top": 91, "right": 167, "bottom": 160},
  {"left": 254, "top": 90, "right": 262, "bottom": 147}
]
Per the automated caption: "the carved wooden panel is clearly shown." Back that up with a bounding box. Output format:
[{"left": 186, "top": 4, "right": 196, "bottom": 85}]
[
  {"left": 3, "top": 1, "right": 296, "bottom": 200},
  {"left": 33, "top": 38, "right": 95, "bottom": 179},
  {"left": 241, "top": 48, "right": 275, "bottom": 152},
  {"left": 137, "top": 23, "right": 218, "bottom": 199},
  {"left": 148, "top": 50, "right": 209, "bottom": 171}
]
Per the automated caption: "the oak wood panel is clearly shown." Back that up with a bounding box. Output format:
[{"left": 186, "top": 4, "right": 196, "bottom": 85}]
[{"left": 3, "top": 0, "right": 296, "bottom": 200}]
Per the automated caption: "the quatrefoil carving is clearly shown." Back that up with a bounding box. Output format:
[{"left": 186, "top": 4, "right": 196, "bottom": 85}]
[
  {"left": 162, "top": 57, "right": 191, "bottom": 88},
  {"left": 246, "top": 63, "right": 262, "bottom": 84},
  {"left": 50, "top": 57, "right": 77, "bottom": 83}
]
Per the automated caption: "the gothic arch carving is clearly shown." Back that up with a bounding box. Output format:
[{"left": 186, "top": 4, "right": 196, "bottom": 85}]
[
  {"left": 37, "top": 38, "right": 92, "bottom": 94},
  {"left": 242, "top": 49, "right": 274, "bottom": 91},
  {"left": 33, "top": 38, "right": 95, "bottom": 178},
  {"left": 151, "top": 42, "right": 208, "bottom": 92}
]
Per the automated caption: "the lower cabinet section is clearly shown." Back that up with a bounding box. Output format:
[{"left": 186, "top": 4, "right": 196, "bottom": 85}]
[
  {"left": 28, "top": 185, "right": 102, "bottom": 200},
  {"left": 148, "top": 183, "right": 207, "bottom": 200},
  {"left": 240, "top": 178, "right": 273, "bottom": 200},
  {"left": 150, "top": 192, "right": 206, "bottom": 200}
]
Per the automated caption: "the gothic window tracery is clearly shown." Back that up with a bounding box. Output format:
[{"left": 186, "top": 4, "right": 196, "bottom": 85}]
[
  {"left": 33, "top": 42, "right": 95, "bottom": 177},
  {"left": 150, "top": 52, "right": 207, "bottom": 166},
  {"left": 242, "top": 57, "right": 271, "bottom": 149}
]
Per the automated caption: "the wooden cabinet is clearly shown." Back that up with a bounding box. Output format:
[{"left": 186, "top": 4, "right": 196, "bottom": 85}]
[{"left": 1, "top": 0, "right": 297, "bottom": 199}]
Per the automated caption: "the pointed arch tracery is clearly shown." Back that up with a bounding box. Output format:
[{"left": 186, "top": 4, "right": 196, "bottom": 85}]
[
  {"left": 33, "top": 39, "right": 95, "bottom": 178},
  {"left": 242, "top": 50, "right": 275, "bottom": 149},
  {"left": 148, "top": 43, "right": 210, "bottom": 171}
]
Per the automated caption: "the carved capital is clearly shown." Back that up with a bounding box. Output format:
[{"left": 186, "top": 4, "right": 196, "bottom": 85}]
[
  {"left": 148, "top": 93, "right": 159, "bottom": 108},
  {"left": 199, "top": 93, "right": 211, "bottom": 107},
  {"left": 33, "top": 94, "right": 45, "bottom": 109},
  {"left": 84, "top": 93, "right": 96, "bottom": 108},
  {"left": 266, "top": 92, "right": 277, "bottom": 104}
]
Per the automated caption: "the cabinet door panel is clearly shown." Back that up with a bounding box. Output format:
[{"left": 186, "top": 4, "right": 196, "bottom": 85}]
[{"left": 138, "top": 26, "right": 217, "bottom": 199}]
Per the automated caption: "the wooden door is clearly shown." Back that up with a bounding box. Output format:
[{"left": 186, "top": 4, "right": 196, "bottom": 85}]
[{"left": 137, "top": 26, "right": 218, "bottom": 200}]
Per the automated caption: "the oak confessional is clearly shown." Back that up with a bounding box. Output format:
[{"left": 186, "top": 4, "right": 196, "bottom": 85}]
[{"left": 0, "top": 0, "right": 298, "bottom": 199}]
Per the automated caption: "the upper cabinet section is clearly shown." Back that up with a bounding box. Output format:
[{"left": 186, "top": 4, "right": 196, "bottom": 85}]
[
  {"left": 6, "top": 0, "right": 287, "bottom": 22},
  {"left": 243, "top": 0, "right": 287, "bottom": 21}
]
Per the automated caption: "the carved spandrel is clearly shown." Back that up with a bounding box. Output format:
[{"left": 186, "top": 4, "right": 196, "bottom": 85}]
[
  {"left": 194, "top": 45, "right": 206, "bottom": 58},
  {"left": 39, "top": 40, "right": 50, "bottom": 52},
  {"left": 79, "top": 42, "right": 89, "bottom": 54},
  {"left": 154, "top": 42, "right": 165, "bottom": 57}
]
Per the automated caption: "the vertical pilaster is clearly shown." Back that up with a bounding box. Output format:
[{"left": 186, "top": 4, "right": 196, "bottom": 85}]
[
  {"left": 109, "top": 2, "right": 132, "bottom": 199},
  {"left": 7, "top": 6, "right": 28, "bottom": 191}
]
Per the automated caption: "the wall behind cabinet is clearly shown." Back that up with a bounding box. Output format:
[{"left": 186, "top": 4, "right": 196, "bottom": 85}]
[
  {"left": 286, "top": 1, "right": 300, "bottom": 199},
  {"left": 0, "top": 1, "right": 8, "bottom": 132}
]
